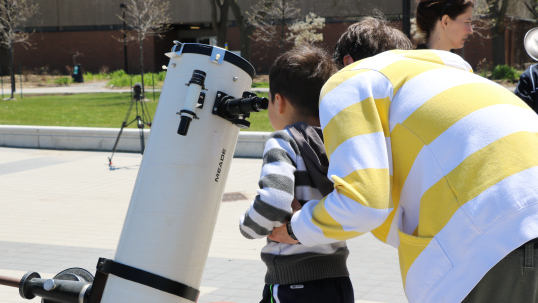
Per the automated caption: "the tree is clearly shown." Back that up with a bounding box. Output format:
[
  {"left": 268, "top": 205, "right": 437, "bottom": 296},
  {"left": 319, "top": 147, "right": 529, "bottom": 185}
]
[
  {"left": 229, "top": 0, "right": 277, "bottom": 63},
  {"left": 229, "top": 0, "right": 356, "bottom": 62},
  {"left": 248, "top": 0, "right": 300, "bottom": 54},
  {"left": 523, "top": 0, "right": 538, "bottom": 19},
  {"left": 118, "top": 0, "right": 170, "bottom": 97},
  {"left": 287, "top": 12, "right": 325, "bottom": 46},
  {"left": 474, "top": 0, "right": 511, "bottom": 66},
  {"left": 487, "top": 0, "right": 509, "bottom": 66},
  {"left": 0, "top": 0, "right": 38, "bottom": 99},
  {"left": 209, "top": 0, "right": 230, "bottom": 47}
]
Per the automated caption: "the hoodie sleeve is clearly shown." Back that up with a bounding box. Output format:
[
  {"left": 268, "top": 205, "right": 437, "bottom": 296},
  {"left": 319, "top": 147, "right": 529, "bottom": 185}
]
[
  {"left": 291, "top": 67, "right": 394, "bottom": 246},
  {"left": 239, "top": 130, "right": 299, "bottom": 239}
]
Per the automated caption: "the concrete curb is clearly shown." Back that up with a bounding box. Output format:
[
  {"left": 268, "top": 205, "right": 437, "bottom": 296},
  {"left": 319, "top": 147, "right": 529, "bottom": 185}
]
[{"left": 0, "top": 125, "right": 270, "bottom": 158}]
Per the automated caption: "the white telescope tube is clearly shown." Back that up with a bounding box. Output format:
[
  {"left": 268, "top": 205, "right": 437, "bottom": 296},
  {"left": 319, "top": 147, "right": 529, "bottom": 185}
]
[{"left": 100, "top": 44, "right": 254, "bottom": 303}]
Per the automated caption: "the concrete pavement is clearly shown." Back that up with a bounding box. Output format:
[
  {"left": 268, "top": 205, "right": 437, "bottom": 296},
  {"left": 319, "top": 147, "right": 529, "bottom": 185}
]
[
  {"left": 0, "top": 146, "right": 406, "bottom": 303},
  {"left": 15, "top": 82, "right": 269, "bottom": 95}
]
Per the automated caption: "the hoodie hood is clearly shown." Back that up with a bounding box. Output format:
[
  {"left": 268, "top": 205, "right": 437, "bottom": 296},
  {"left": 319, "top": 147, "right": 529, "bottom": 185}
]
[{"left": 285, "top": 122, "right": 334, "bottom": 198}]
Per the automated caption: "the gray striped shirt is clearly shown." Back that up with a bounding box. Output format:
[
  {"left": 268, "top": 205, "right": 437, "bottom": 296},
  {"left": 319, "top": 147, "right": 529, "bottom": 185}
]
[{"left": 239, "top": 129, "right": 349, "bottom": 285}]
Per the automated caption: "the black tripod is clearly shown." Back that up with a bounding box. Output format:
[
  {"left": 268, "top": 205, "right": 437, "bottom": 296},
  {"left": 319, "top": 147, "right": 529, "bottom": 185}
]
[{"left": 108, "top": 83, "right": 152, "bottom": 166}]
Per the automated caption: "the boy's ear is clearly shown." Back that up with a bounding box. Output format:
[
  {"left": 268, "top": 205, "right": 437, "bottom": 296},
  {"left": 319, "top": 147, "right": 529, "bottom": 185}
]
[
  {"left": 274, "top": 93, "right": 287, "bottom": 114},
  {"left": 343, "top": 55, "right": 354, "bottom": 67}
]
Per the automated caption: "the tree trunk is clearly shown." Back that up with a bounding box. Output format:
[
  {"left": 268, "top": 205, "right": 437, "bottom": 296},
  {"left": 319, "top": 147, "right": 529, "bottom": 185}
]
[
  {"left": 140, "top": 39, "right": 145, "bottom": 97},
  {"left": 210, "top": 0, "right": 230, "bottom": 47},
  {"left": 490, "top": 0, "right": 508, "bottom": 66},
  {"left": 230, "top": 0, "right": 261, "bottom": 62},
  {"left": 217, "top": 0, "right": 230, "bottom": 47},
  {"left": 280, "top": 0, "right": 285, "bottom": 54},
  {"left": 491, "top": 26, "right": 505, "bottom": 66},
  {"left": 9, "top": 45, "right": 14, "bottom": 99},
  {"left": 239, "top": 27, "right": 254, "bottom": 61}
]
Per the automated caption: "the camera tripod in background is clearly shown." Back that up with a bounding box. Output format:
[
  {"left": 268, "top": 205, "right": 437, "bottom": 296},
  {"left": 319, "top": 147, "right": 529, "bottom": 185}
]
[{"left": 108, "top": 83, "right": 152, "bottom": 166}]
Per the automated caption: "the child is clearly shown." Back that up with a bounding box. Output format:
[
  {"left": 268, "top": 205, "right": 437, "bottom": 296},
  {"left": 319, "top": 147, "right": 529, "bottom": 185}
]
[{"left": 239, "top": 44, "right": 354, "bottom": 303}]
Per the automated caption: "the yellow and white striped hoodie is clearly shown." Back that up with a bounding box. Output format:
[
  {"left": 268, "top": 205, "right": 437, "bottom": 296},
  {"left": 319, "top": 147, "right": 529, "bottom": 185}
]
[{"left": 291, "top": 49, "right": 538, "bottom": 303}]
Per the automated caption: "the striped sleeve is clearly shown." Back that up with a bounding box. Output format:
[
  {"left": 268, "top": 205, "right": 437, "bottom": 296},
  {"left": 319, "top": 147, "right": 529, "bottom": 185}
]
[
  {"left": 239, "top": 130, "right": 298, "bottom": 239},
  {"left": 291, "top": 68, "right": 395, "bottom": 247}
]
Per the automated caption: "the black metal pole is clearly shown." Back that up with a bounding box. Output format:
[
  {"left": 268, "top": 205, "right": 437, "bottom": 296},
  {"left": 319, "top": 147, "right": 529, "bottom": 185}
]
[
  {"left": 130, "top": 72, "right": 133, "bottom": 100},
  {"left": 108, "top": 96, "right": 136, "bottom": 166},
  {"left": 152, "top": 72, "right": 155, "bottom": 102},
  {"left": 403, "top": 0, "right": 411, "bottom": 39},
  {"left": 123, "top": 16, "right": 128, "bottom": 73},
  {"left": 1, "top": 59, "right": 4, "bottom": 99},
  {"left": 121, "top": 4, "right": 128, "bottom": 73},
  {"left": 19, "top": 62, "right": 22, "bottom": 99}
]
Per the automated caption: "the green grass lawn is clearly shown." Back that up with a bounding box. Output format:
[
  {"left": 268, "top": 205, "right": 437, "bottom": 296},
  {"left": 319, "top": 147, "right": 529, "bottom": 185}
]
[
  {"left": 251, "top": 81, "right": 269, "bottom": 88},
  {"left": 246, "top": 91, "right": 273, "bottom": 132},
  {"left": 0, "top": 92, "right": 273, "bottom": 132}
]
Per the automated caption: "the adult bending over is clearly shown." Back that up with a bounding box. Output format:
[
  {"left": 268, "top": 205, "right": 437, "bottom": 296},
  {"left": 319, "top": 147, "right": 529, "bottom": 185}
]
[{"left": 270, "top": 20, "right": 538, "bottom": 303}]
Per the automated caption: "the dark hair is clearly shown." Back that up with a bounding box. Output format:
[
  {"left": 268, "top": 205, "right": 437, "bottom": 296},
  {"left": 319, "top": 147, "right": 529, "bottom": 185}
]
[
  {"left": 269, "top": 44, "right": 337, "bottom": 118},
  {"left": 416, "top": 0, "right": 475, "bottom": 41},
  {"left": 333, "top": 17, "right": 412, "bottom": 67}
]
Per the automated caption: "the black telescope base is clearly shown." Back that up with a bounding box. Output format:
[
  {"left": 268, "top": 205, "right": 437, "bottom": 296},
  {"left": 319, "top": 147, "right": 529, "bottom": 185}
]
[
  {"left": 16, "top": 258, "right": 199, "bottom": 303},
  {"left": 89, "top": 258, "right": 200, "bottom": 302}
]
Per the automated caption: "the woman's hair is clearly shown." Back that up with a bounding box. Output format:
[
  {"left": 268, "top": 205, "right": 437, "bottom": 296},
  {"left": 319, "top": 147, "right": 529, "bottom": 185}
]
[{"left": 416, "top": 0, "right": 475, "bottom": 41}]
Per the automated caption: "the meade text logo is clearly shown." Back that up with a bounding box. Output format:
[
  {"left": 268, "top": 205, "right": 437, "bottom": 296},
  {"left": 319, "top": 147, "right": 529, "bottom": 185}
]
[{"left": 215, "top": 149, "right": 226, "bottom": 182}]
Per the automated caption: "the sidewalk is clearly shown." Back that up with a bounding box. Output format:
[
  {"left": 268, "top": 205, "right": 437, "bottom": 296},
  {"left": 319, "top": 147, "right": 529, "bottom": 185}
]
[
  {"left": 0, "top": 147, "right": 406, "bottom": 303},
  {"left": 14, "top": 82, "right": 269, "bottom": 95},
  {"left": 17, "top": 82, "right": 134, "bottom": 95}
]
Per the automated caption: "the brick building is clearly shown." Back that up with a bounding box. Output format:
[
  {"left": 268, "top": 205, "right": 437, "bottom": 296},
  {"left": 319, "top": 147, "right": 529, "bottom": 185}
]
[{"left": 10, "top": 0, "right": 538, "bottom": 75}]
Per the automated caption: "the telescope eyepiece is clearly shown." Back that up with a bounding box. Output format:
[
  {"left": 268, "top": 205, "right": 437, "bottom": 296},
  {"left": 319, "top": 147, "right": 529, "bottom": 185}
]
[
  {"left": 212, "top": 91, "right": 269, "bottom": 130},
  {"left": 223, "top": 96, "right": 269, "bottom": 118},
  {"left": 250, "top": 97, "right": 269, "bottom": 112}
]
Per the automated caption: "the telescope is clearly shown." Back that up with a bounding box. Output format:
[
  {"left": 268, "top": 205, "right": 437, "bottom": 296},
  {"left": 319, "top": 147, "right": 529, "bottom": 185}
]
[
  {"left": 133, "top": 82, "right": 143, "bottom": 100},
  {"left": 0, "top": 42, "right": 268, "bottom": 303}
]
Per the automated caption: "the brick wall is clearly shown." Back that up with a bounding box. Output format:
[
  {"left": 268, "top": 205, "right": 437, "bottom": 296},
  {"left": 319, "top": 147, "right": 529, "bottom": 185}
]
[
  {"left": 13, "top": 30, "right": 157, "bottom": 74},
  {"left": 10, "top": 18, "right": 536, "bottom": 76},
  {"left": 228, "top": 21, "right": 363, "bottom": 74}
]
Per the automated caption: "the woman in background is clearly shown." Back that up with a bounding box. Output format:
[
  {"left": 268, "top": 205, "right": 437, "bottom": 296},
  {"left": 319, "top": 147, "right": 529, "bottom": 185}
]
[{"left": 415, "top": 0, "right": 475, "bottom": 50}]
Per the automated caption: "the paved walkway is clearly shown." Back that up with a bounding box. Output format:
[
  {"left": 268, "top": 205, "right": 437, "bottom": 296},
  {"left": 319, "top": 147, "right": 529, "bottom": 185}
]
[
  {"left": 0, "top": 147, "right": 406, "bottom": 303},
  {"left": 15, "top": 82, "right": 269, "bottom": 95},
  {"left": 19, "top": 82, "right": 147, "bottom": 95}
]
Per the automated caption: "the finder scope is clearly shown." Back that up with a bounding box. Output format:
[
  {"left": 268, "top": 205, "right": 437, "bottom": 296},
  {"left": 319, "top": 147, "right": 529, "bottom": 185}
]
[{"left": 177, "top": 70, "right": 207, "bottom": 136}]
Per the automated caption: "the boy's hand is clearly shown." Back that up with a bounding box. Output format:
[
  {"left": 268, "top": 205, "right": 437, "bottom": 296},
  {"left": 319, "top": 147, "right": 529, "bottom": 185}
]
[
  {"left": 268, "top": 222, "right": 299, "bottom": 244},
  {"left": 291, "top": 197, "right": 302, "bottom": 211}
]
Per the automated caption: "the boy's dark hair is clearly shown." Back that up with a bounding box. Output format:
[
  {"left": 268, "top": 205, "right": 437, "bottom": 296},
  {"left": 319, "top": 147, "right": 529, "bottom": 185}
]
[
  {"left": 416, "top": 0, "right": 475, "bottom": 41},
  {"left": 333, "top": 17, "right": 412, "bottom": 67},
  {"left": 269, "top": 44, "right": 337, "bottom": 118}
]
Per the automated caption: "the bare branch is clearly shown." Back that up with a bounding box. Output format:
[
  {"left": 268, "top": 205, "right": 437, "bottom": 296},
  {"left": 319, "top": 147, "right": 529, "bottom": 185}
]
[
  {"left": 116, "top": 0, "right": 170, "bottom": 94},
  {"left": 523, "top": 0, "right": 538, "bottom": 20},
  {"left": 117, "top": 0, "right": 171, "bottom": 43},
  {"left": 247, "top": 0, "right": 300, "bottom": 49},
  {"left": 0, "top": 0, "right": 38, "bottom": 48},
  {"left": 0, "top": 0, "right": 38, "bottom": 97}
]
